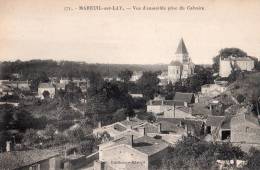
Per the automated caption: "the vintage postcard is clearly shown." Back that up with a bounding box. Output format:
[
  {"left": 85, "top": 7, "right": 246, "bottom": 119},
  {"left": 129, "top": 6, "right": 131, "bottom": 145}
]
[{"left": 0, "top": 0, "right": 260, "bottom": 170}]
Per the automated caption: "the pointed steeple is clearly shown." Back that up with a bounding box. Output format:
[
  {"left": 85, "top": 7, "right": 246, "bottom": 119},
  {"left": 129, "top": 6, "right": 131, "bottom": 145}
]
[{"left": 175, "top": 38, "right": 188, "bottom": 54}]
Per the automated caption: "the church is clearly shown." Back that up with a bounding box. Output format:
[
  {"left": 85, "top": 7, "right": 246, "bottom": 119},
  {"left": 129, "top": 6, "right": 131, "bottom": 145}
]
[{"left": 168, "top": 38, "right": 194, "bottom": 83}]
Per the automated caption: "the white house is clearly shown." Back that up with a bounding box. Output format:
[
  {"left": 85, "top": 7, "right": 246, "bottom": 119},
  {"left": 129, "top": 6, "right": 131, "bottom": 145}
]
[
  {"left": 219, "top": 56, "right": 255, "bottom": 77},
  {"left": 38, "top": 83, "right": 55, "bottom": 99},
  {"left": 201, "top": 83, "right": 227, "bottom": 98}
]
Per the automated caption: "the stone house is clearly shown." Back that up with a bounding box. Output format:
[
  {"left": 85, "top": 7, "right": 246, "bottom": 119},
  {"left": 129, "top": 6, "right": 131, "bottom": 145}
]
[
  {"left": 230, "top": 112, "right": 260, "bottom": 150},
  {"left": 205, "top": 115, "right": 231, "bottom": 141},
  {"left": 94, "top": 135, "right": 169, "bottom": 170},
  {"left": 173, "top": 92, "right": 195, "bottom": 106},
  {"left": 55, "top": 83, "right": 66, "bottom": 90},
  {"left": 0, "top": 84, "right": 13, "bottom": 96},
  {"left": 146, "top": 93, "right": 195, "bottom": 119},
  {"left": 201, "top": 83, "right": 227, "bottom": 98},
  {"left": 219, "top": 56, "right": 254, "bottom": 77},
  {"left": 38, "top": 83, "right": 55, "bottom": 99},
  {"left": 0, "top": 148, "right": 61, "bottom": 170},
  {"left": 93, "top": 117, "right": 159, "bottom": 140},
  {"left": 130, "top": 71, "right": 143, "bottom": 82},
  {"left": 1, "top": 80, "right": 30, "bottom": 92}
]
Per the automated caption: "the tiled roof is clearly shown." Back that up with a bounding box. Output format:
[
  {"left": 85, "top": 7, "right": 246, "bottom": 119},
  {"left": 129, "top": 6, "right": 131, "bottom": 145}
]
[
  {"left": 175, "top": 38, "right": 188, "bottom": 54},
  {"left": 164, "top": 100, "right": 175, "bottom": 105},
  {"left": 147, "top": 100, "right": 176, "bottom": 106},
  {"left": 157, "top": 118, "right": 184, "bottom": 132},
  {"left": 38, "top": 83, "right": 54, "bottom": 89},
  {"left": 206, "top": 115, "right": 225, "bottom": 127},
  {"left": 191, "top": 103, "right": 211, "bottom": 116},
  {"left": 231, "top": 113, "right": 260, "bottom": 128},
  {"left": 150, "top": 100, "right": 163, "bottom": 105},
  {"left": 245, "top": 113, "right": 260, "bottom": 126},
  {"left": 105, "top": 135, "right": 169, "bottom": 156},
  {"left": 0, "top": 149, "right": 59, "bottom": 170},
  {"left": 114, "top": 123, "right": 127, "bottom": 132},
  {"left": 55, "top": 83, "right": 65, "bottom": 89},
  {"left": 120, "top": 118, "right": 146, "bottom": 128},
  {"left": 142, "top": 123, "right": 158, "bottom": 133},
  {"left": 174, "top": 92, "right": 194, "bottom": 104},
  {"left": 133, "top": 136, "right": 169, "bottom": 156}
]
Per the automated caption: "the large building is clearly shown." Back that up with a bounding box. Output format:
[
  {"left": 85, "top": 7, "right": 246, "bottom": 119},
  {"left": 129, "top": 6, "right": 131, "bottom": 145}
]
[
  {"left": 0, "top": 148, "right": 61, "bottom": 170},
  {"left": 219, "top": 56, "right": 255, "bottom": 77},
  {"left": 168, "top": 38, "right": 194, "bottom": 83},
  {"left": 38, "top": 83, "right": 55, "bottom": 99},
  {"left": 94, "top": 135, "right": 169, "bottom": 170}
]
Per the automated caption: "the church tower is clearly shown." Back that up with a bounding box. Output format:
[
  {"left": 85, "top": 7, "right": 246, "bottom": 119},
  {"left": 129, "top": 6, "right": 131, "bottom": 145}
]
[
  {"left": 168, "top": 38, "right": 194, "bottom": 84},
  {"left": 175, "top": 38, "right": 190, "bottom": 63}
]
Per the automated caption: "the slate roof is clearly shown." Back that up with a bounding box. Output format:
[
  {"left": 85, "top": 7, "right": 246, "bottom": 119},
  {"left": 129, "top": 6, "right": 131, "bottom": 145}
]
[
  {"left": 174, "top": 92, "right": 194, "bottom": 104},
  {"left": 0, "top": 149, "right": 59, "bottom": 170},
  {"left": 38, "top": 83, "right": 54, "bottom": 89},
  {"left": 175, "top": 38, "right": 188, "bottom": 54}
]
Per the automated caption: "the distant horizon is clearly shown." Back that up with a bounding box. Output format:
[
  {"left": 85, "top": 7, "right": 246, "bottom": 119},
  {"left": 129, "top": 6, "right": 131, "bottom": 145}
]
[
  {"left": 0, "top": 58, "right": 214, "bottom": 66},
  {"left": 1, "top": 0, "right": 260, "bottom": 64}
]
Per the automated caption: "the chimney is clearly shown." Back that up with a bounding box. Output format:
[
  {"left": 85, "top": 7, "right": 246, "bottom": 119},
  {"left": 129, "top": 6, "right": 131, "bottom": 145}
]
[
  {"left": 127, "top": 135, "right": 134, "bottom": 147},
  {"left": 158, "top": 123, "right": 162, "bottom": 133},
  {"left": 6, "top": 141, "right": 11, "bottom": 152},
  {"left": 98, "top": 121, "right": 102, "bottom": 128}
]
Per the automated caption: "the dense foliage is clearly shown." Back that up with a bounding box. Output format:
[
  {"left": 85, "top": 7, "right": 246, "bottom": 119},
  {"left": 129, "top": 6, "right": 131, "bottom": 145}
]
[{"left": 161, "top": 136, "right": 246, "bottom": 170}]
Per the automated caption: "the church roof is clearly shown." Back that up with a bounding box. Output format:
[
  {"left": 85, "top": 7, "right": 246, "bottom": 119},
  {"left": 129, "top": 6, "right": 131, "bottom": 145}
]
[
  {"left": 170, "top": 60, "right": 182, "bottom": 66},
  {"left": 175, "top": 38, "right": 188, "bottom": 54}
]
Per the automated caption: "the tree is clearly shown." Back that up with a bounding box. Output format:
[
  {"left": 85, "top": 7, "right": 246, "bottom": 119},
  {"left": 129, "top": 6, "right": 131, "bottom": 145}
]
[
  {"left": 44, "top": 124, "right": 56, "bottom": 140},
  {"left": 165, "top": 82, "right": 175, "bottom": 100},
  {"left": 118, "top": 69, "right": 133, "bottom": 82},
  {"left": 161, "top": 136, "right": 246, "bottom": 170},
  {"left": 22, "top": 129, "right": 41, "bottom": 146},
  {"left": 28, "top": 71, "right": 49, "bottom": 91},
  {"left": 137, "top": 71, "right": 160, "bottom": 100},
  {"left": 67, "top": 128, "right": 86, "bottom": 143},
  {"left": 246, "top": 147, "right": 260, "bottom": 170},
  {"left": 212, "top": 48, "right": 247, "bottom": 73},
  {"left": 42, "top": 90, "right": 50, "bottom": 99},
  {"left": 174, "top": 66, "right": 214, "bottom": 93}
]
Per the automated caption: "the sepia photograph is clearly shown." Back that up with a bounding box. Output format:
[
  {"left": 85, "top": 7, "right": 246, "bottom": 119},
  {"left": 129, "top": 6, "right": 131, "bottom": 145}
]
[{"left": 0, "top": 0, "right": 260, "bottom": 169}]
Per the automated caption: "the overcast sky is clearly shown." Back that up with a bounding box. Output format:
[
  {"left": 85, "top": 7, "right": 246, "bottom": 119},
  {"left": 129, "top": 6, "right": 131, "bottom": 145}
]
[{"left": 0, "top": 0, "right": 260, "bottom": 64}]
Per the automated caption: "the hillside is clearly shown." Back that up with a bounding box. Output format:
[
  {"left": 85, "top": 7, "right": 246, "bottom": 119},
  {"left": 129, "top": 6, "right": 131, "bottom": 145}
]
[{"left": 228, "top": 72, "right": 260, "bottom": 104}]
